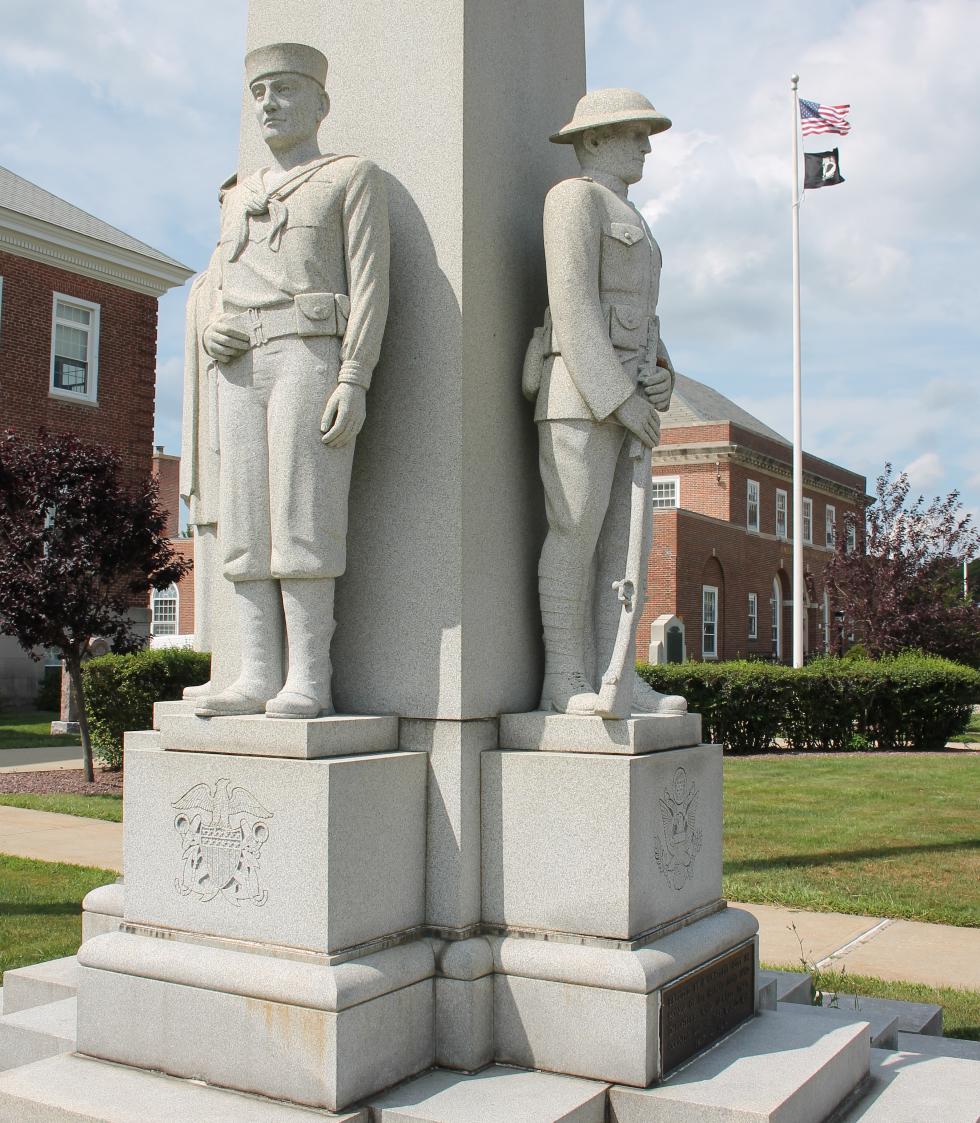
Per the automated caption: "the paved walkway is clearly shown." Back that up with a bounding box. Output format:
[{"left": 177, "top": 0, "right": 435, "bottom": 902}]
[
  {"left": 0, "top": 805, "right": 122, "bottom": 871},
  {"left": 0, "top": 747, "right": 84, "bottom": 772},
  {"left": 0, "top": 804, "right": 977, "bottom": 990}
]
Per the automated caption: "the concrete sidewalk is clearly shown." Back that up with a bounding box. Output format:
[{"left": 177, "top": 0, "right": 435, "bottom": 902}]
[
  {"left": 0, "top": 804, "right": 976, "bottom": 990},
  {"left": 0, "top": 805, "right": 121, "bottom": 872},
  {"left": 0, "top": 747, "right": 85, "bottom": 772}
]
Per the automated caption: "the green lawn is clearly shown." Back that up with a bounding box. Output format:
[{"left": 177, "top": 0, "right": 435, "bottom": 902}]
[
  {"left": 0, "top": 855, "right": 117, "bottom": 979},
  {"left": 0, "top": 793, "right": 122, "bottom": 822},
  {"left": 724, "top": 754, "right": 980, "bottom": 927},
  {"left": 953, "top": 712, "right": 980, "bottom": 744},
  {"left": 0, "top": 710, "right": 80, "bottom": 750}
]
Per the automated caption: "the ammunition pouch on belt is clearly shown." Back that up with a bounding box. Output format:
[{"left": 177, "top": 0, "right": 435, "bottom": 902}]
[
  {"left": 222, "top": 292, "right": 351, "bottom": 349},
  {"left": 522, "top": 307, "right": 553, "bottom": 402}
]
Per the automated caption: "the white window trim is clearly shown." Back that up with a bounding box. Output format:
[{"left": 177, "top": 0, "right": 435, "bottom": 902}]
[
  {"left": 775, "top": 488, "right": 788, "bottom": 539},
  {"left": 151, "top": 584, "right": 179, "bottom": 637},
  {"left": 803, "top": 497, "right": 813, "bottom": 544},
  {"left": 825, "top": 504, "right": 836, "bottom": 548},
  {"left": 823, "top": 590, "right": 831, "bottom": 652},
  {"left": 846, "top": 522, "right": 857, "bottom": 553},
  {"left": 771, "top": 577, "right": 782, "bottom": 660},
  {"left": 746, "top": 479, "right": 760, "bottom": 533},
  {"left": 650, "top": 474, "right": 680, "bottom": 510},
  {"left": 49, "top": 291, "right": 101, "bottom": 405},
  {"left": 0, "top": 276, "right": 4, "bottom": 346},
  {"left": 748, "top": 592, "right": 758, "bottom": 640},
  {"left": 702, "top": 584, "right": 719, "bottom": 660}
]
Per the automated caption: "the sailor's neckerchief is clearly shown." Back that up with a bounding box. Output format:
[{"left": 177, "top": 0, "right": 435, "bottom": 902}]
[{"left": 228, "top": 154, "right": 351, "bottom": 261}]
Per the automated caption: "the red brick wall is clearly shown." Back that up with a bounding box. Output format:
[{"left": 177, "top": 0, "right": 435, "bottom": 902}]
[
  {"left": 0, "top": 249, "right": 157, "bottom": 490},
  {"left": 152, "top": 452, "right": 181, "bottom": 539},
  {"left": 641, "top": 509, "right": 844, "bottom": 662}
]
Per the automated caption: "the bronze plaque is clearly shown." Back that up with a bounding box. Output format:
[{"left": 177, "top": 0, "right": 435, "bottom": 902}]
[{"left": 660, "top": 941, "right": 755, "bottom": 1074}]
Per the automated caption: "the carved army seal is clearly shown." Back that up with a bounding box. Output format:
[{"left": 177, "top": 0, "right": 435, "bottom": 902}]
[
  {"left": 172, "top": 779, "right": 273, "bottom": 905},
  {"left": 654, "top": 767, "right": 702, "bottom": 889}
]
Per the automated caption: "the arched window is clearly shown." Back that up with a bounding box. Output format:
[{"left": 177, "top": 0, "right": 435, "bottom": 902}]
[
  {"left": 771, "top": 577, "right": 782, "bottom": 660},
  {"left": 151, "top": 584, "right": 179, "bottom": 636}
]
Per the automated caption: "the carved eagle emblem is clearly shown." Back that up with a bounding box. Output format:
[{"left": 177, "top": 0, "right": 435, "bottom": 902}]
[{"left": 654, "top": 767, "right": 703, "bottom": 889}]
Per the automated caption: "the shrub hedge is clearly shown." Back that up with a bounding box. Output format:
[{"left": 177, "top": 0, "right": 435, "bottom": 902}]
[
  {"left": 82, "top": 648, "right": 210, "bottom": 769},
  {"left": 637, "top": 652, "right": 980, "bottom": 754}
]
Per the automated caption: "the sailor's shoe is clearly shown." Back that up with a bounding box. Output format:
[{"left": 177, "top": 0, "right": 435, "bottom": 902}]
[{"left": 540, "top": 669, "right": 601, "bottom": 715}]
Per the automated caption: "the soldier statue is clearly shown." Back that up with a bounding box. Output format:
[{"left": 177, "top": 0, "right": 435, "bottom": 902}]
[
  {"left": 524, "top": 88, "right": 686, "bottom": 716},
  {"left": 192, "top": 43, "right": 390, "bottom": 719}
]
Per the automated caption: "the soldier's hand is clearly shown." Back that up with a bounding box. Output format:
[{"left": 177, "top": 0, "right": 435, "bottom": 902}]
[
  {"left": 614, "top": 392, "right": 661, "bottom": 449},
  {"left": 203, "top": 316, "right": 250, "bottom": 363},
  {"left": 321, "top": 384, "right": 367, "bottom": 448},
  {"left": 638, "top": 364, "right": 672, "bottom": 412}
]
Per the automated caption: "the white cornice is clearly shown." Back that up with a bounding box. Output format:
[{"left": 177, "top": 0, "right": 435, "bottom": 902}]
[
  {"left": 0, "top": 208, "right": 194, "bottom": 298},
  {"left": 651, "top": 441, "right": 866, "bottom": 503}
]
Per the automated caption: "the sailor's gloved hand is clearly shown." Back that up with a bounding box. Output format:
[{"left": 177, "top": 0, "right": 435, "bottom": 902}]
[
  {"left": 321, "top": 384, "right": 366, "bottom": 448},
  {"left": 638, "top": 362, "right": 672, "bottom": 412},
  {"left": 202, "top": 315, "right": 250, "bottom": 363},
  {"left": 614, "top": 391, "right": 661, "bottom": 449}
]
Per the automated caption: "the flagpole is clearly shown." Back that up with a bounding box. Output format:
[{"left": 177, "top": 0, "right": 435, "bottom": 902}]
[{"left": 791, "top": 74, "right": 804, "bottom": 668}]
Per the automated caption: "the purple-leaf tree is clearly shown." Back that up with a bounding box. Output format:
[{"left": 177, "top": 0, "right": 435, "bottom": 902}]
[
  {"left": 827, "top": 463, "right": 980, "bottom": 666},
  {"left": 0, "top": 430, "right": 191, "bottom": 782}
]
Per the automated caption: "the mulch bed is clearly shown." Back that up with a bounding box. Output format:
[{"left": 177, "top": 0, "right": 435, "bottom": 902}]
[{"left": 0, "top": 769, "right": 123, "bottom": 796}]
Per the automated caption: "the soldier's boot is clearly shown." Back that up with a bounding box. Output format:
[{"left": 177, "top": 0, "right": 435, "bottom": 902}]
[
  {"left": 182, "top": 680, "right": 212, "bottom": 700},
  {"left": 538, "top": 578, "right": 600, "bottom": 715},
  {"left": 595, "top": 616, "right": 687, "bottom": 716},
  {"left": 195, "top": 580, "right": 283, "bottom": 717},
  {"left": 266, "top": 578, "right": 336, "bottom": 719}
]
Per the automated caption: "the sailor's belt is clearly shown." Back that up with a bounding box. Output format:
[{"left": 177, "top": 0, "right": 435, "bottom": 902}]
[{"left": 225, "top": 292, "right": 351, "bottom": 348}]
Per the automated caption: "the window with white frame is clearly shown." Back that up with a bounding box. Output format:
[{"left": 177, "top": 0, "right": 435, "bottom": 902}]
[
  {"left": 702, "top": 585, "right": 719, "bottom": 659},
  {"left": 775, "top": 489, "right": 788, "bottom": 539},
  {"left": 846, "top": 522, "right": 857, "bottom": 553},
  {"left": 50, "top": 293, "right": 100, "bottom": 403},
  {"left": 0, "top": 276, "right": 4, "bottom": 345},
  {"left": 746, "top": 480, "right": 760, "bottom": 533},
  {"left": 151, "top": 584, "right": 179, "bottom": 636},
  {"left": 823, "top": 590, "right": 831, "bottom": 652},
  {"left": 650, "top": 475, "right": 680, "bottom": 509},
  {"left": 771, "top": 577, "right": 782, "bottom": 658},
  {"left": 825, "top": 504, "right": 836, "bottom": 548},
  {"left": 803, "top": 497, "right": 813, "bottom": 544},
  {"left": 748, "top": 592, "right": 758, "bottom": 639}
]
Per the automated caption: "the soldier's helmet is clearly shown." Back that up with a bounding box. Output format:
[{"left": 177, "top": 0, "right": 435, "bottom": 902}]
[{"left": 550, "top": 88, "right": 671, "bottom": 144}]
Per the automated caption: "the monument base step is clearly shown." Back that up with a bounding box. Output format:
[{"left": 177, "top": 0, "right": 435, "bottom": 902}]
[
  {"left": 820, "top": 992, "right": 943, "bottom": 1036},
  {"left": 498, "top": 710, "right": 702, "bottom": 754},
  {"left": 894, "top": 1031, "right": 980, "bottom": 1061},
  {"left": 368, "top": 1065, "right": 608, "bottom": 1121},
  {"left": 606, "top": 1008, "right": 870, "bottom": 1122},
  {"left": 759, "top": 968, "right": 813, "bottom": 1005},
  {"left": 0, "top": 956, "right": 78, "bottom": 1015},
  {"left": 778, "top": 998, "right": 898, "bottom": 1050},
  {"left": 0, "top": 997, "right": 76, "bottom": 1072},
  {"left": 0, "top": 1053, "right": 366, "bottom": 1120},
  {"left": 840, "top": 1047, "right": 980, "bottom": 1122},
  {"left": 81, "top": 882, "right": 124, "bottom": 942}
]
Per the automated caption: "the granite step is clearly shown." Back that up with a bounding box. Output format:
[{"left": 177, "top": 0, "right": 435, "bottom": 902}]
[
  {"left": 0, "top": 1053, "right": 367, "bottom": 1120},
  {"left": 0, "top": 997, "right": 76, "bottom": 1073},
  {"left": 607, "top": 1008, "right": 870, "bottom": 1122},
  {"left": 0, "top": 955, "right": 78, "bottom": 1015},
  {"left": 779, "top": 998, "right": 898, "bottom": 1050},
  {"left": 368, "top": 1065, "right": 608, "bottom": 1121},
  {"left": 760, "top": 968, "right": 813, "bottom": 1005},
  {"left": 839, "top": 1047, "right": 980, "bottom": 1121},
  {"left": 820, "top": 993, "right": 942, "bottom": 1036},
  {"left": 895, "top": 1032, "right": 980, "bottom": 1061}
]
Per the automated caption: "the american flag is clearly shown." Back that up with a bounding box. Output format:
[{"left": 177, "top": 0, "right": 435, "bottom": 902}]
[{"left": 799, "top": 99, "right": 851, "bottom": 136}]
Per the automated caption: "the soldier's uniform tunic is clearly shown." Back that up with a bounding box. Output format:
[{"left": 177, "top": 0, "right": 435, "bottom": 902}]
[
  {"left": 211, "top": 154, "right": 389, "bottom": 582},
  {"left": 537, "top": 172, "right": 673, "bottom": 676}
]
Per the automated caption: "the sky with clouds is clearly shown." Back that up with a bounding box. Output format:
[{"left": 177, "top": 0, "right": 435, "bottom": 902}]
[{"left": 2, "top": 0, "right": 977, "bottom": 526}]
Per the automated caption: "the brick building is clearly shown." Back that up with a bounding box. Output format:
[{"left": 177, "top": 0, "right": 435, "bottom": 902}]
[
  {"left": 149, "top": 447, "right": 195, "bottom": 645},
  {"left": 638, "top": 373, "right": 868, "bottom": 663},
  {"left": 0, "top": 164, "right": 192, "bottom": 702}
]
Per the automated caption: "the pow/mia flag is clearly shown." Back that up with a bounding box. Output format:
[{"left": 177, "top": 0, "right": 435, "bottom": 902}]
[{"left": 804, "top": 148, "right": 845, "bottom": 189}]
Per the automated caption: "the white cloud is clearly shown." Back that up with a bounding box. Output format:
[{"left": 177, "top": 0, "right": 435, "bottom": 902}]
[{"left": 903, "top": 452, "right": 944, "bottom": 491}]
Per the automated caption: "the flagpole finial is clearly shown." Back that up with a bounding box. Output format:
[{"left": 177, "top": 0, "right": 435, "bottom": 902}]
[{"left": 791, "top": 74, "right": 799, "bottom": 87}]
